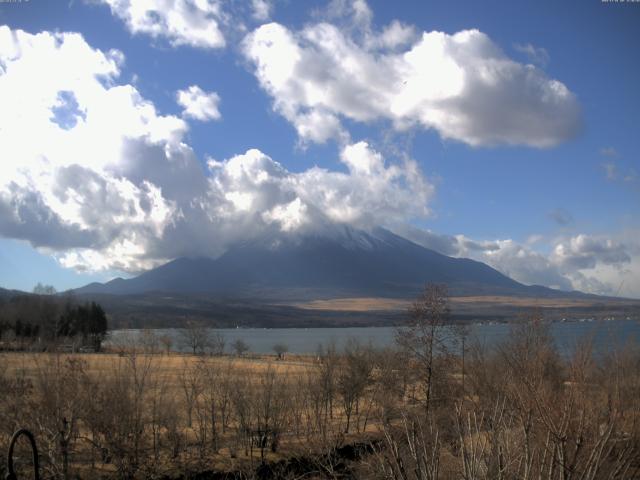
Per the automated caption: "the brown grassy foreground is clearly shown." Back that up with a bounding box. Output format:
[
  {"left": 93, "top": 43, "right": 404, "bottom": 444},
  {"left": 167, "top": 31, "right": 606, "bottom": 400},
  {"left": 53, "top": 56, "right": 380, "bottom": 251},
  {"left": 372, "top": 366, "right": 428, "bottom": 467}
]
[
  {"left": 1, "top": 351, "right": 326, "bottom": 479},
  {"left": 1, "top": 316, "right": 640, "bottom": 479}
]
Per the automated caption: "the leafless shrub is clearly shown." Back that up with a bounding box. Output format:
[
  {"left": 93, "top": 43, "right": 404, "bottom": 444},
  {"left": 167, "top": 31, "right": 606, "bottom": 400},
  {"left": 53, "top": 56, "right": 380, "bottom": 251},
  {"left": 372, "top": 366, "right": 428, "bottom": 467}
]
[
  {"left": 337, "top": 339, "right": 373, "bottom": 434},
  {"left": 373, "top": 410, "right": 441, "bottom": 480},
  {"left": 0, "top": 362, "right": 33, "bottom": 478},
  {"left": 179, "top": 358, "right": 202, "bottom": 429},
  {"left": 273, "top": 343, "right": 288, "bottom": 360},
  {"left": 81, "top": 352, "right": 157, "bottom": 479},
  {"left": 30, "top": 354, "right": 87, "bottom": 479}
]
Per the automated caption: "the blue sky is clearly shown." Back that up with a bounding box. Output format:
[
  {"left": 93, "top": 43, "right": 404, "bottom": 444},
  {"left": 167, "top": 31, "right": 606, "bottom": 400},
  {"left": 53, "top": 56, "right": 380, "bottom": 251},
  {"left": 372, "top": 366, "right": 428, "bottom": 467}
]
[{"left": 0, "top": 0, "right": 638, "bottom": 297}]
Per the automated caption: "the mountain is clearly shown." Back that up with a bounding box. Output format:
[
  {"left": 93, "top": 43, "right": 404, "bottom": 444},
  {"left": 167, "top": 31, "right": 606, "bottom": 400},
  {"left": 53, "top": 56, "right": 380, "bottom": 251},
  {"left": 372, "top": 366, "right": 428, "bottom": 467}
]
[
  {"left": 74, "top": 226, "right": 572, "bottom": 299},
  {"left": 0, "top": 287, "right": 28, "bottom": 300}
]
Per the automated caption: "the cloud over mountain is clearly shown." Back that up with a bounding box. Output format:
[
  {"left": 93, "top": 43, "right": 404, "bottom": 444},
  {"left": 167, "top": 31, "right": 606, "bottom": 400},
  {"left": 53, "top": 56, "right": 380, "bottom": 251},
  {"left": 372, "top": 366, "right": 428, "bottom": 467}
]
[
  {"left": 0, "top": 26, "right": 433, "bottom": 273},
  {"left": 400, "top": 227, "right": 639, "bottom": 297},
  {"left": 553, "top": 235, "right": 631, "bottom": 271}
]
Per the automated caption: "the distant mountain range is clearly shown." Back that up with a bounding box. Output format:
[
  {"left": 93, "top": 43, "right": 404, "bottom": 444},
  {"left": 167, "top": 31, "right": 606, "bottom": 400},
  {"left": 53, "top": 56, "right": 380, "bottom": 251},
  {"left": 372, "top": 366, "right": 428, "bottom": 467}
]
[
  {"left": 74, "top": 226, "right": 581, "bottom": 300},
  {"left": 3, "top": 228, "right": 638, "bottom": 328}
]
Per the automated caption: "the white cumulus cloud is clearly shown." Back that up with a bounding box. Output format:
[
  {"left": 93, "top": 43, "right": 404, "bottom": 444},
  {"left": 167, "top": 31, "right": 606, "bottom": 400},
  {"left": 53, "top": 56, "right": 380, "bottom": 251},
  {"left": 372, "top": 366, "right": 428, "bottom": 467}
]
[
  {"left": 242, "top": 19, "right": 581, "bottom": 147},
  {"left": 552, "top": 234, "right": 631, "bottom": 271},
  {"left": 176, "top": 85, "right": 221, "bottom": 121},
  {"left": 96, "top": 0, "right": 227, "bottom": 49},
  {"left": 251, "top": 0, "right": 273, "bottom": 21},
  {"left": 514, "top": 43, "right": 550, "bottom": 67},
  {"left": 0, "top": 26, "right": 195, "bottom": 271}
]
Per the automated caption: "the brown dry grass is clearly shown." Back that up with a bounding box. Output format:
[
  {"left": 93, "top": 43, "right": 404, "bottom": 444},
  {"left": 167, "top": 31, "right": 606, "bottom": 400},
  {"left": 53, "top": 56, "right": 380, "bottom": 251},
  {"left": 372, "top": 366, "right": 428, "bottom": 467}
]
[
  {"left": 291, "top": 295, "right": 640, "bottom": 312},
  {"left": 1, "top": 351, "right": 328, "bottom": 478},
  {"left": 1, "top": 351, "right": 314, "bottom": 384},
  {"left": 292, "top": 297, "right": 410, "bottom": 311}
]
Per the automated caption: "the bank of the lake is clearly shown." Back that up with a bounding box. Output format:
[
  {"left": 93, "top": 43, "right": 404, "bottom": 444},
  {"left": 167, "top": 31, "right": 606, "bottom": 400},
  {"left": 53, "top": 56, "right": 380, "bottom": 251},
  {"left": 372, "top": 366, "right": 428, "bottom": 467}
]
[{"left": 107, "top": 318, "right": 640, "bottom": 356}]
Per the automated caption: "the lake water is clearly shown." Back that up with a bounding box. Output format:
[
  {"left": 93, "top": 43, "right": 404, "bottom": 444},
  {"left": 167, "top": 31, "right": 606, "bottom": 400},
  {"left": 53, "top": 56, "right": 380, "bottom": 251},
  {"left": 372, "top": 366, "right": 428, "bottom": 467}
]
[{"left": 108, "top": 318, "right": 640, "bottom": 356}]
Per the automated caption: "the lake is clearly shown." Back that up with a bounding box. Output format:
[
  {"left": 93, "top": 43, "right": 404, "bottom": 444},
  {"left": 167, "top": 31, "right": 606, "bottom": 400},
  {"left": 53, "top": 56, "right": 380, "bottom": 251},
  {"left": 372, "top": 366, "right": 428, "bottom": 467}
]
[{"left": 108, "top": 318, "right": 640, "bottom": 356}]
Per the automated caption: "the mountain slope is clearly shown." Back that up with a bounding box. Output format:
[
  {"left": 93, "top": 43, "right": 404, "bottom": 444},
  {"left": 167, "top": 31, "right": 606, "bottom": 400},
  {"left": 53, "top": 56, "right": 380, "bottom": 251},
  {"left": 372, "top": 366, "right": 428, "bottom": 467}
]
[
  {"left": 0, "top": 287, "right": 29, "bottom": 300},
  {"left": 74, "top": 226, "right": 566, "bottom": 299}
]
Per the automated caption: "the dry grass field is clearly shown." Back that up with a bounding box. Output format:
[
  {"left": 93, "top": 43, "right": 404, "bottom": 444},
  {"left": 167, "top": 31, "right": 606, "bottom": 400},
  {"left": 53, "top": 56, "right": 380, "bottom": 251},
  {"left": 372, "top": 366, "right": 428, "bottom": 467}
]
[
  {"left": 292, "top": 295, "right": 640, "bottom": 312},
  {"left": 1, "top": 351, "right": 315, "bottom": 393},
  {"left": 0, "top": 349, "right": 382, "bottom": 479},
  {"left": 1, "top": 311, "right": 639, "bottom": 479}
]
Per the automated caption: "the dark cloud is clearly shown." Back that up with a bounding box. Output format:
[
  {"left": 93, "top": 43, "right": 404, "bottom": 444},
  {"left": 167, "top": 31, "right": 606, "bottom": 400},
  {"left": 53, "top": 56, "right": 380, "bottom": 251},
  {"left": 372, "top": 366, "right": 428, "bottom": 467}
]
[
  {"left": 0, "top": 183, "right": 97, "bottom": 250},
  {"left": 548, "top": 208, "right": 573, "bottom": 226},
  {"left": 554, "top": 235, "right": 631, "bottom": 271}
]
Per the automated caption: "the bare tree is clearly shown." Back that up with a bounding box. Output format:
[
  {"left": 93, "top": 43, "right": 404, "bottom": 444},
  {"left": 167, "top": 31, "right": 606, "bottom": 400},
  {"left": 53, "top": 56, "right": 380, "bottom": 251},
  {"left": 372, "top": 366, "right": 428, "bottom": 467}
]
[
  {"left": 31, "top": 354, "right": 86, "bottom": 480},
  {"left": 315, "top": 341, "right": 339, "bottom": 437},
  {"left": 179, "top": 321, "right": 211, "bottom": 355},
  {"left": 229, "top": 375, "right": 252, "bottom": 458},
  {"left": 0, "top": 364, "right": 33, "bottom": 479},
  {"left": 452, "top": 322, "right": 471, "bottom": 398},
  {"left": 139, "top": 329, "right": 159, "bottom": 354},
  {"left": 178, "top": 360, "right": 202, "bottom": 428},
  {"left": 158, "top": 334, "right": 173, "bottom": 355},
  {"left": 81, "top": 352, "right": 157, "bottom": 480},
  {"left": 252, "top": 366, "right": 291, "bottom": 461},
  {"left": 206, "top": 331, "right": 226, "bottom": 356},
  {"left": 33, "top": 282, "right": 57, "bottom": 295},
  {"left": 396, "top": 284, "right": 451, "bottom": 415},
  {"left": 197, "top": 359, "right": 223, "bottom": 452},
  {"left": 273, "top": 343, "right": 288, "bottom": 360},
  {"left": 337, "top": 339, "right": 373, "bottom": 433},
  {"left": 216, "top": 360, "right": 235, "bottom": 434},
  {"left": 457, "top": 311, "right": 640, "bottom": 480},
  {"left": 232, "top": 338, "right": 250, "bottom": 357}
]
